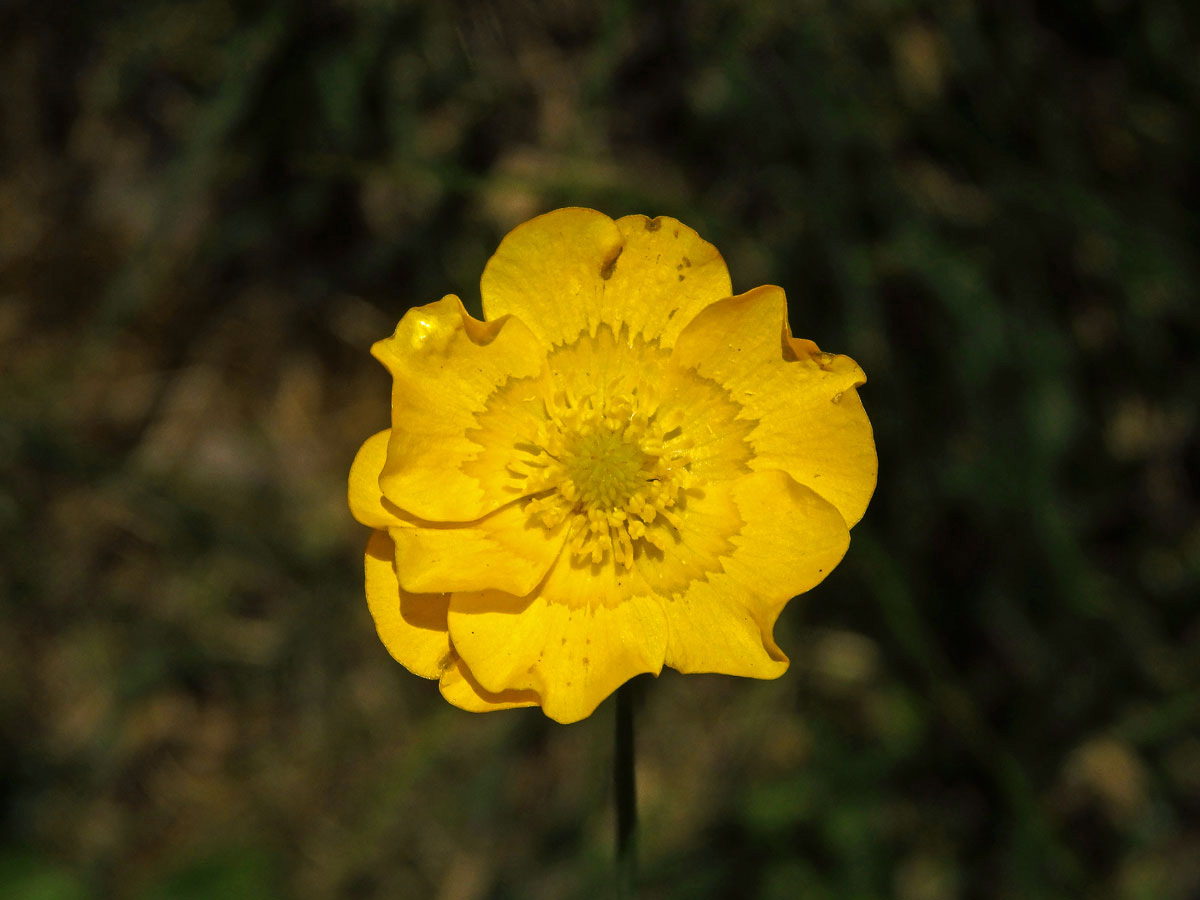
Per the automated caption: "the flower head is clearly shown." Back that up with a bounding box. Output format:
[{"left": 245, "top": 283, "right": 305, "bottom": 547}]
[{"left": 348, "top": 208, "right": 876, "bottom": 723}]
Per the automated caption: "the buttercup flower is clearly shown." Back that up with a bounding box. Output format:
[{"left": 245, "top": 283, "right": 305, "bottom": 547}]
[{"left": 348, "top": 208, "right": 876, "bottom": 723}]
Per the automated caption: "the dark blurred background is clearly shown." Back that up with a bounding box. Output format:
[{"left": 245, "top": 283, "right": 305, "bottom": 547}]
[{"left": 2, "top": 1, "right": 1198, "bottom": 898}]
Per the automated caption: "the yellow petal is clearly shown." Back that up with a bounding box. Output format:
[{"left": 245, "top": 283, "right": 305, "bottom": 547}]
[
  {"left": 365, "top": 529, "right": 452, "bottom": 680},
  {"left": 438, "top": 655, "right": 541, "bottom": 713},
  {"left": 630, "top": 476, "right": 744, "bottom": 600},
  {"left": 670, "top": 285, "right": 877, "bottom": 527},
  {"left": 608, "top": 214, "right": 733, "bottom": 348},
  {"left": 348, "top": 429, "right": 403, "bottom": 529},
  {"left": 372, "top": 295, "right": 549, "bottom": 522},
  {"left": 542, "top": 320, "right": 672, "bottom": 411},
  {"left": 663, "top": 469, "right": 850, "bottom": 677},
  {"left": 355, "top": 429, "right": 561, "bottom": 596},
  {"left": 656, "top": 361, "right": 755, "bottom": 486},
  {"left": 447, "top": 558, "right": 669, "bottom": 724},
  {"left": 388, "top": 501, "right": 566, "bottom": 596},
  {"left": 480, "top": 208, "right": 732, "bottom": 349}
]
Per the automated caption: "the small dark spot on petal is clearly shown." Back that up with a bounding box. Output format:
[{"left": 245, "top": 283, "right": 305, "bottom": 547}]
[
  {"left": 678, "top": 274, "right": 685, "bottom": 281},
  {"left": 645, "top": 218, "right": 661, "bottom": 232},
  {"left": 600, "top": 247, "right": 623, "bottom": 280},
  {"left": 673, "top": 228, "right": 679, "bottom": 237},
  {"left": 682, "top": 256, "right": 691, "bottom": 267}
]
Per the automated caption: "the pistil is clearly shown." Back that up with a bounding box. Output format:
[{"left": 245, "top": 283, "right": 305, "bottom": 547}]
[{"left": 514, "top": 388, "right": 694, "bottom": 568}]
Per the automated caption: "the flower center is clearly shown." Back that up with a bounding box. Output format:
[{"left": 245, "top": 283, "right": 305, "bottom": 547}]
[
  {"left": 464, "top": 324, "right": 755, "bottom": 592},
  {"left": 515, "top": 390, "right": 694, "bottom": 568},
  {"left": 561, "top": 428, "right": 646, "bottom": 510}
]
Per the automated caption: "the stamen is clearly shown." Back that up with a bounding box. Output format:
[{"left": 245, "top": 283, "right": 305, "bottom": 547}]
[{"left": 520, "top": 388, "right": 696, "bottom": 568}]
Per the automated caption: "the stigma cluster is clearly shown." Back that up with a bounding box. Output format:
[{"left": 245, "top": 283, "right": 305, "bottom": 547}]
[{"left": 512, "top": 383, "right": 696, "bottom": 569}]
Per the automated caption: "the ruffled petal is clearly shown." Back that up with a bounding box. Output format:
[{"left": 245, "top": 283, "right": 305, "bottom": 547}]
[
  {"left": 372, "top": 295, "right": 549, "bottom": 522},
  {"left": 663, "top": 469, "right": 850, "bottom": 677},
  {"left": 368, "top": 529, "right": 543, "bottom": 708},
  {"left": 388, "top": 501, "right": 566, "bottom": 596},
  {"left": 364, "top": 530, "right": 452, "bottom": 680},
  {"left": 480, "top": 208, "right": 732, "bottom": 349},
  {"left": 669, "top": 285, "right": 877, "bottom": 527},
  {"left": 348, "top": 429, "right": 403, "bottom": 529},
  {"left": 354, "top": 430, "right": 562, "bottom": 596},
  {"left": 438, "top": 656, "right": 541, "bottom": 713},
  {"left": 447, "top": 557, "right": 669, "bottom": 724}
]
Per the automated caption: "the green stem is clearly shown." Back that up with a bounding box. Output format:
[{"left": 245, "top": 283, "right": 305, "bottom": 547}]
[{"left": 614, "top": 680, "right": 637, "bottom": 896}]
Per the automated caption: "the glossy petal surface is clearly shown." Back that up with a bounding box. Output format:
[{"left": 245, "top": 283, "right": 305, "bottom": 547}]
[
  {"left": 438, "top": 656, "right": 541, "bottom": 713},
  {"left": 663, "top": 470, "right": 850, "bottom": 676},
  {"left": 372, "top": 295, "right": 547, "bottom": 522},
  {"left": 348, "top": 429, "right": 400, "bottom": 529},
  {"left": 481, "top": 208, "right": 732, "bottom": 348},
  {"left": 671, "top": 285, "right": 877, "bottom": 527},
  {"left": 364, "top": 530, "right": 451, "bottom": 680},
  {"left": 354, "top": 429, "right": 565, "bottom": 596},
  {"left": 447, "top": 557, "right": 669, "bottom": 724},
  {"left": 388, "top": 502, "right": 566, "bottom": 596}
]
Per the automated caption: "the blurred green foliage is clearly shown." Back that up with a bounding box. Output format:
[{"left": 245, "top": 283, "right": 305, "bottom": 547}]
[{"left": 1, "top": 1, "right": 1198, "bottom": 898}]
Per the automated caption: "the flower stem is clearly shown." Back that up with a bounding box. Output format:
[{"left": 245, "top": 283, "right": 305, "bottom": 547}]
[{"left": 615, "top": 679, "right": 637, "bottom": 896}]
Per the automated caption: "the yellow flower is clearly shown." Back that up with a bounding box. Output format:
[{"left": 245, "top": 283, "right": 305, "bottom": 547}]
[{"left": 348, "top": 208, "right": 876, "bottom": 723}]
